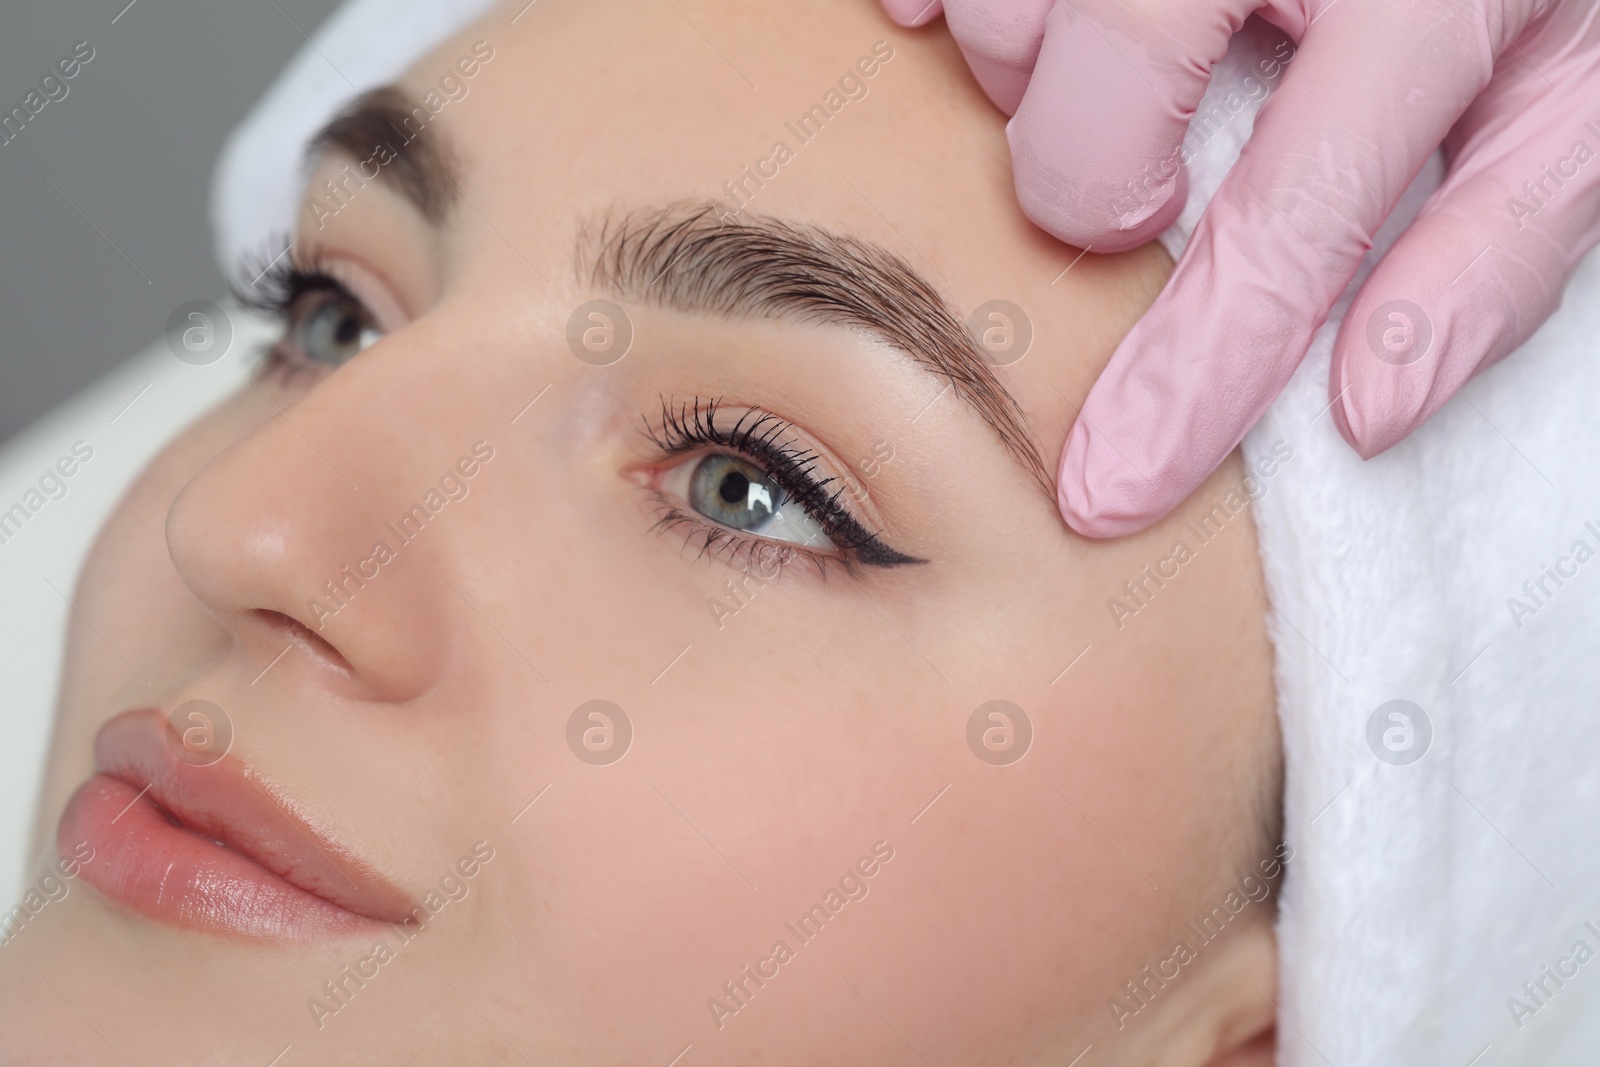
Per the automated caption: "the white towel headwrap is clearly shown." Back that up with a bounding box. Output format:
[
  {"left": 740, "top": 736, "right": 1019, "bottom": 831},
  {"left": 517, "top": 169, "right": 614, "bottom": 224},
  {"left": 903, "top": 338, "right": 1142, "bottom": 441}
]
[
  {"left": 211, "top": 0, "right": 501, "bottom": 273},
  {"left": 212, "top": 9, "right": 1600, "bottom": 1064},
  {"left": 1193, "top": 21, "right": 1600, "bottom": 1067}
]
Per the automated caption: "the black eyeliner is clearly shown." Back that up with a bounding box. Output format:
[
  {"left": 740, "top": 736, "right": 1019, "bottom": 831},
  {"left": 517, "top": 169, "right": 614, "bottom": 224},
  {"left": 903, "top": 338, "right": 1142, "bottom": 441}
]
[{"left": 646, "top": 397, "right": 926, "bottom": 569}]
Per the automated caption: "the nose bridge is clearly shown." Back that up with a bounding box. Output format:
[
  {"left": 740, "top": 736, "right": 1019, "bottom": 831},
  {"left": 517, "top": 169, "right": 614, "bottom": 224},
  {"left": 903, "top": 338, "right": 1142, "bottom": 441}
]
[{"left": 164, "top": 376, "right": 463, "bottom": 703}]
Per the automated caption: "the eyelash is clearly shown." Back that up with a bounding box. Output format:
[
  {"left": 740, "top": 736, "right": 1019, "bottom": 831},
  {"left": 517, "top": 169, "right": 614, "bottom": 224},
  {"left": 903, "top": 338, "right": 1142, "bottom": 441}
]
[
  {"left": 644, "top": 397, "right": 923, "bottom": 577},
  {"left": 231, "top": 239, "right": 362, "bottom": 385},
  {"left": 232, "top": 243, "right": 920, "bottom": 577}
]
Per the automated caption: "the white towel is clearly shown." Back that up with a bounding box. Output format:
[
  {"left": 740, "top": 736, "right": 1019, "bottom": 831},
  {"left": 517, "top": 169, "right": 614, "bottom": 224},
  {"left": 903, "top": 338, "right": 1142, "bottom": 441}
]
[
  {"left": 1188, "top": 22, "right": 1600, "bottom": 1067},
  {"left": 210, "top": 9, "right": 1600, "bottom": 1064}
]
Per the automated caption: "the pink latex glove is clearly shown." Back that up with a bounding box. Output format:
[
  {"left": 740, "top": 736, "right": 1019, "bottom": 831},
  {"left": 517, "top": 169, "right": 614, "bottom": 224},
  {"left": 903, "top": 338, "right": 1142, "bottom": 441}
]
[{"left": 881, "top": 0, "right": 1600, "bottom": 536}]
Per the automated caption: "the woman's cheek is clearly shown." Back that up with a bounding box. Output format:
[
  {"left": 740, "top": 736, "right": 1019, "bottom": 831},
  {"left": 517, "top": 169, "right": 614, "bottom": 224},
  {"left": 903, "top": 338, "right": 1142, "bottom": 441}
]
[{"left": 31, "top": 388, "right": 272, "bottom": 855}]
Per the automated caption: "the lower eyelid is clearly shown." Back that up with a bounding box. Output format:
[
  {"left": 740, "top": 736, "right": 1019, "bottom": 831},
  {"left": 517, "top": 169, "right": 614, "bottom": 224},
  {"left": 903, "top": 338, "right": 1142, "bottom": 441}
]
[
  {"left": 250, "top": 342, "right": 322, "bottom": 388},
  {"left": 643, "top": 491, "right": 837, "bottom": 578}
]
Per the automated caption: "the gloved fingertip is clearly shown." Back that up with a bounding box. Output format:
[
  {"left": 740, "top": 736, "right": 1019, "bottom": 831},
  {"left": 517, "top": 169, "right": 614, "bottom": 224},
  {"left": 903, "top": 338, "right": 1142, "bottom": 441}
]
[
  {"left": 959, "top": 47, "right": 1030, "bottom": 115},
  {"left": 1329, "top": 328, "right": 1437, "bottom": 460},
  {"left": 1328, "top": 386, "right": 1382, "bottom": 460},
  {"left": 1055, "top": 420, "right": 1167, "bottom": 539},
  {"left": 1008, "top": 123, "right": 1187, "bottom": 250},
  {"left": 878, "top": 0, "right": 943, "bottom": 28}
]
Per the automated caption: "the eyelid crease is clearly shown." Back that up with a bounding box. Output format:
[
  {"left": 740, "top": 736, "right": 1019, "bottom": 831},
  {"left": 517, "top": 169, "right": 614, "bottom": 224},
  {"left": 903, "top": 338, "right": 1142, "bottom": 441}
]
[
  {"left": 642, "top": 396, "right": 926, "bottom": 570},
  {"left": 232, "top": 240, "right": 342, "bottom": 316},
  {"left": 232, "top": 237, "right": 413, "bottom": 327}
]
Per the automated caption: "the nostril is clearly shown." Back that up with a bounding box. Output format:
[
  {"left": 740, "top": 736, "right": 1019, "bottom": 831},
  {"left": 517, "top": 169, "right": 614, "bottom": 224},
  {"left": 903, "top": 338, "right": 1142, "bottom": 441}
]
[{"left": 254, "top": 609, "right": 354, "bottom": 675}]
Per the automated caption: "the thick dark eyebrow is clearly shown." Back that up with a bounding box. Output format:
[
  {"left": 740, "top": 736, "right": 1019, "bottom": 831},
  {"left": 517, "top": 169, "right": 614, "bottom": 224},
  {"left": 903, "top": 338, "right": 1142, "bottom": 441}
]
[
  {"left": 305, "top": 86, "right": 459, "bottom": 223},
  {"left": 579, "top": 203, "right": 1052, "bottom": 493}
]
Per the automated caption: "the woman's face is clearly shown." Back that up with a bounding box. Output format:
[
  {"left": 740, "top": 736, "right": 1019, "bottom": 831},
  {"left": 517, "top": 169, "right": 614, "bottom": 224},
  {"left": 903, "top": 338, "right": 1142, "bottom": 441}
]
[{"left": 1, "top": 0, "right": 1281, "bottom": 1063}]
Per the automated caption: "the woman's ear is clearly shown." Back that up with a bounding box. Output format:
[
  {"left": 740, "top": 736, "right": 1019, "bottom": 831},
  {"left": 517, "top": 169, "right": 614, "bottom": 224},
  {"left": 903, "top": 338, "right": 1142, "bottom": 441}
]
[
  {"left": 1110, "top": 917, "right": 1278, "bottom": 1067},
  {"left": 1187, "top": 920, "right": 1278, "bottom": 1067}
]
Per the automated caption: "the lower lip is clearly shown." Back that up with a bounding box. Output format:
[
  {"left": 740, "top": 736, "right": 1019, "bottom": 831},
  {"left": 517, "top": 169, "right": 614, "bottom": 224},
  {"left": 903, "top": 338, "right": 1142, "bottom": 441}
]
[{"left": 59, "top": 774, "right": 374, "bottom": 941}]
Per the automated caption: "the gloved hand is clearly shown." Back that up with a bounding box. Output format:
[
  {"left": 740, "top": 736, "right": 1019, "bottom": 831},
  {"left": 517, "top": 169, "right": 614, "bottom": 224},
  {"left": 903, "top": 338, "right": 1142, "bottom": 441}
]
[{"left": 881, "top": 0, "right": 1600, "bottom": 536}]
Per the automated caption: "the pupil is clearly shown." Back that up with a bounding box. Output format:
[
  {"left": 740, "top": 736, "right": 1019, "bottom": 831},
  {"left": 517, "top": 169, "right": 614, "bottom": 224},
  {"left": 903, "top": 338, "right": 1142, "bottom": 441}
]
[
  {"left": 334, "top": 314, "right": 361, "bottom": 345},
  {"left": 718, "top": 470, "right": 748, "bottom": 505}
]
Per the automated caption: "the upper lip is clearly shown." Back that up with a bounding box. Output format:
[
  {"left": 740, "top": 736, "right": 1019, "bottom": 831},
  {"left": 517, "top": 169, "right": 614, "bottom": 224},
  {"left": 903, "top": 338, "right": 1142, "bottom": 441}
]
[{"left": 93, "top": 708, "right": 415, "bottom": 923}]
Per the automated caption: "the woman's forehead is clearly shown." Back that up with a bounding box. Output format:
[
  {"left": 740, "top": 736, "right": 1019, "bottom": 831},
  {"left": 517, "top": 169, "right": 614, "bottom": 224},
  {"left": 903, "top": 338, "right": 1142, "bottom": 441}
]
[{"left": 389, "top": 0, "right": 990, "bottom": 216}]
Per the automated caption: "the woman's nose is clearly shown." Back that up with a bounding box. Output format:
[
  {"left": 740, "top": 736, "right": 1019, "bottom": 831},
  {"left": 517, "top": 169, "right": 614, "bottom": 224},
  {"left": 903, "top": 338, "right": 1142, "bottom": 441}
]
[{"left": 164, "top": 377, "right": 456, "bottom": 704}]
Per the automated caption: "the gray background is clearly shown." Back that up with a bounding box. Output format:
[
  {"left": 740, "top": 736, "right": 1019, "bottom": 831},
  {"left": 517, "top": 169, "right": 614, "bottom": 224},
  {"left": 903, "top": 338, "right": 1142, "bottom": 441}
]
[{"left": 0, "top": 0, "right": 342, "bottom": 446}]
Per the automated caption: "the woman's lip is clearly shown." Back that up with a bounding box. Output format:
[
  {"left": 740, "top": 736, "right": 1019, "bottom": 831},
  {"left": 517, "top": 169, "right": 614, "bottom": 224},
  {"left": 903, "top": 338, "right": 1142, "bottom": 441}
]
[{"left": 57, "top": 708, "right": 415, "bottom": 941}]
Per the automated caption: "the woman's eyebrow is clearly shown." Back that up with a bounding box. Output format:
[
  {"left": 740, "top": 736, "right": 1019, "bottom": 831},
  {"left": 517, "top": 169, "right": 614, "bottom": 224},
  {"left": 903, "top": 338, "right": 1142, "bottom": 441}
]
[
  {"left": 580, "top": 203, "right": 1053, "bottom": 495},
  {"left": 297, "top": 98, "right": 1053, "bottom": 495},
  {"left": 304, "top": 86, "right": 459, "bottom": 224}
]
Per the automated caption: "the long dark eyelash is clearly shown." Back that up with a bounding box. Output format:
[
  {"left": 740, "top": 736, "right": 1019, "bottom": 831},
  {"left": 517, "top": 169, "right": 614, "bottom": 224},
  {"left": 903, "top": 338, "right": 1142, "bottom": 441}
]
[
  {"left": 228, "top": 236, "right": 354, "bottom": 384},
  {"left": 644, "top": 396, "right": 925, "bottom": 573}
]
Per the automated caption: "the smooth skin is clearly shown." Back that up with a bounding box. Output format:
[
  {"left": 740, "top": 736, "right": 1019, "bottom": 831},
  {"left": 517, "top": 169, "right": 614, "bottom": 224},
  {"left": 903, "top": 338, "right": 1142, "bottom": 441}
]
[{"left": 0, "top": 1, "right": 1280, "bottom": 1064}]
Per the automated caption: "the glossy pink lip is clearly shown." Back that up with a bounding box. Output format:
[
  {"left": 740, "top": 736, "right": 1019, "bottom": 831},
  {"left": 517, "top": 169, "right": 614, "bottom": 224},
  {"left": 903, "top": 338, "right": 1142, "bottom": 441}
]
[{"left": 58, "top": 708, "right": 414, "bottom": 941}]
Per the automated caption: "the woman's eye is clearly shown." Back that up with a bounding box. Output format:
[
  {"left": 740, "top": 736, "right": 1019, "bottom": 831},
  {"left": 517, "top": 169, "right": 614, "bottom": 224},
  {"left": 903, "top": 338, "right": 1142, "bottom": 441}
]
[
  {"left": 666, "top": 453, "right": 837, "bottom": 550},
  {"left": 289, "top": 289, "right": 381, "bottom": 366}
]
